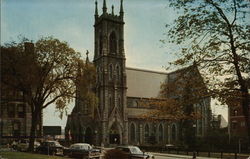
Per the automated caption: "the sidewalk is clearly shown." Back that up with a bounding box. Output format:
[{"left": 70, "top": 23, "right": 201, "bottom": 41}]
[{"left": 151, "top": 152, "right": 219, "bottom": 159}]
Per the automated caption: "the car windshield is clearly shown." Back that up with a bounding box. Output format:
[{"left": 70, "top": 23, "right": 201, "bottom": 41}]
[
  {"left": 42, "top": 141, "right": 60, "bottom": 147},
  {"left": 20, "top": 140, "right": 28, "bottom": 144},
  {"left": 70, "top": 144, "right": 91, "bottom": 150},
  {"left": 130, "top": 147, "right": 143, "bottom": 154}
]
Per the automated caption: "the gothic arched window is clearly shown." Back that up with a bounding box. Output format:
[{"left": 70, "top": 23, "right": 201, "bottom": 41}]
[
  {"left": 159, "top": 124, "right": 163, "bottom": 142},
  {"left": 109, "top": 64, "right": 113, "bottom": 80},
  {"left": 99, "top": 34, "right": 103, "bottom": 55},
  {"left": 130, "top": 123, "right": 136, "bottom": 142},
  {"left": 109, "top": 31, "right": 117, "bottom": 54},
  {"left": 109, "top": 95, "right": 112, "bottom": 113},
  {"left": 96, "top": 67, "right": 100, "bottom": 82},
  {"left": 144, "top": 124, "right": 149, "bottom": 143},
  {"left": 116, "top": 65, "right": 120, "bottom": 80},
  {"left": 118, "top": 96, "right": 122, "bottom": 108}
]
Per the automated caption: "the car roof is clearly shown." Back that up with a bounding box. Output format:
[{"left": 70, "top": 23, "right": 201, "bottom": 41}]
[
  {"left": 116, "top": 145, "right": 138, "bottom": 149},
  {"left": 71, "top": 143, "right": 91, "bottom": 146}
]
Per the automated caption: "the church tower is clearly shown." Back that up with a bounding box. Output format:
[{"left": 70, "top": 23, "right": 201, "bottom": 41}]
[{"left": 93, "top": 0, "right": 128, "bottom": 145}]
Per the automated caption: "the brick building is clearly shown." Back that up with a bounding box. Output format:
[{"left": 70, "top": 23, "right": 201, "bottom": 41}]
[{"left": 0, "top": 43, "right": 42, "bottom": 144}]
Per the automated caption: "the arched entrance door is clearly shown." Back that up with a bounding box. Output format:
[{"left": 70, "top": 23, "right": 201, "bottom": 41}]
[
  {"left": 85, "top": 127, "right": 93, "bottom": 144},
  {"left": 109, "top": 123, "right": 120, "bottom": 144}
]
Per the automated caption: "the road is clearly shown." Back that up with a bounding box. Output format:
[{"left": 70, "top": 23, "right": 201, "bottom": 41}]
[
  {"left": 154, "top": 156, "right": 182, "bottom": 159},
  {"left": 151, "top": 152, "right": 220, "bottom": 159}
]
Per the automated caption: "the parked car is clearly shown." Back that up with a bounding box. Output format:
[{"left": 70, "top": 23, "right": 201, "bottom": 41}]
[
  {"left": 16, "top": 140, "right": 40, "bottom": 152},
  {"left": 115, "top": 146, "right": 155, "bottom": 159},
  {"left": 36, "top": 141, "right": 63, "bottom": 155},
  {"left": 63, "top": 143, "right": 101, "bottom": 159}
]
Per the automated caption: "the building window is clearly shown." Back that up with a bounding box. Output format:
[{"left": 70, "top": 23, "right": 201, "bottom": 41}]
[
  {"left": 109, "top": 64, "right": 113, "bottom": 80},
  {"left": 171, "top": 124, "right": 176, "bottom": 142},
  {"left": 96, "top": 67, "right": 99, "bottom": 82},
  {"left": 159, "top": 124, "right": 163, "bottom": 142},
  {"left": 133, "top": 100, "right": 138, "bottom": 107},
  {"left": 96, "top": 67, "right": 102, "bottom": 82},
  {"left": 13, "top": 121, "right": 20, "bottom": 137},
  {"left": 18, "top": 104, "right": 25, "bottom": 118},
  {"left": 240, "top": 121, "right": 245, "bottom": 127},
  {"left": 99, "top": 35, "right": 103, "bottom": 55},
  {"left": 118, "top": 97, "right": 122, "bottom": 108},
  {"left": 109, "top": 95, "right": 112, "bottom": 113},
  {"left": 233, "top": 110, "right": 238, "bottom": 116},
  {"left": 144, "top": 124, "right": 149, "bottom": 143},
  {"left": 130, "top": 123, "right": 136, "bottom": 142},
  {"left": 116, "top": 65, "right": 120, "bottom": 80},
  {"left": 83, "top": 104, "right": 88, "bottom": 114},
  {"left": 232, "top": 122, "right": 237, "bottom": 129},
  {"left": 109, "top": 31, "right": 117, "bottom": 54},
  {"left": 8, "top": 103, "right": 15, "bottom": 118},
  {"left": 198, "top": 120, "right": 202, "bottom": 135}
]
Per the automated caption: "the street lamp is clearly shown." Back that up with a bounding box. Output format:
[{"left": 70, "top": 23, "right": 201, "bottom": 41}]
[{"left": 193, "top": 124, "right": 196, "bottom": 159}]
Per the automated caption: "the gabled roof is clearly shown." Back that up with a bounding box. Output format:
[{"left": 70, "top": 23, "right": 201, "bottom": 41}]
[
  {"left": 126, "top": 67, "right": 168, "bottom": 98},
  {"left": 126, "top": 64, "right": 203, "bottom": 99}
]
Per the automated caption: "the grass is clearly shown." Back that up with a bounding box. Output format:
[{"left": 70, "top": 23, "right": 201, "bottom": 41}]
[{"left": 0, "top": 151, "right": 67, "bottom": 159}]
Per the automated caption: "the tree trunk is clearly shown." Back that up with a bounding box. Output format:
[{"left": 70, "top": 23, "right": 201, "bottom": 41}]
[
  {"left": 28, "top": 109, "right": 38, "bottom": 152},
  {"left": 228, "top": 24, "right": 250, "bottom": 146},
  {"left": 241, "top": 87, "right": 250, "bottom": 146}
]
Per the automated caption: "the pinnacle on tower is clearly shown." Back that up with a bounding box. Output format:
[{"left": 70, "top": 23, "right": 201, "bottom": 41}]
[
  {"left": 86, "top": 50, "right": 90, "bottom": 64},
  {"left": 95, "top": 0, "right": 98, "bottom": 18},
  {"left": 111, "top": 5, "right": 114, "bottom": 15},
  {"left": 102, "top": 0, "right": 107, "bottom": 13},
  {"left": 120, "top": 0, "right": 124, "bottom": 18}
]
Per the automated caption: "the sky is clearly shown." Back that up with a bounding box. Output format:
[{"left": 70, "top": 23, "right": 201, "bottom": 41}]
[{"left": 1, "top": 0, "right": 228, "bottom": 128}]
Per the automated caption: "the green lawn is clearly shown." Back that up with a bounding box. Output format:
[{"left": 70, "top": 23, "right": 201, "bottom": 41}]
[{"left": 0, "top": 151, "right": 67, "bottom": 159}]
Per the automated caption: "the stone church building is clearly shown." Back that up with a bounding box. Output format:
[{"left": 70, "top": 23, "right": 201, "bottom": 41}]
[{"left": 65, "top": 0, "right": 211, "bottom": 146}]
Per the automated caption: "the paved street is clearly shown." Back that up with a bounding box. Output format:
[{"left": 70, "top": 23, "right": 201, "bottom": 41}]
[{"left": 151, "top": 152, "right": 219, "bottom": 159}]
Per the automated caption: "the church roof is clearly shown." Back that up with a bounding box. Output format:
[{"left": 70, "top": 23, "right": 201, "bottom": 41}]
[{"left": 126, "top": 67, "right": 168, "bottom": 98}]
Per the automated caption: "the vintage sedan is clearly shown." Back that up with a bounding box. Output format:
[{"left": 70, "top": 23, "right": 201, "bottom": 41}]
[
  {"left": 115, "top": 146, "right": 155, "bottom": 159},
  {"left": 16, "top": 140, "right": 40, "bottom": 152},
  {"left": 36, "top": 141, "right": 64, "bottom": 155},
  {"left": 63, "top": 143, "right": 101, "bottom": 159}
]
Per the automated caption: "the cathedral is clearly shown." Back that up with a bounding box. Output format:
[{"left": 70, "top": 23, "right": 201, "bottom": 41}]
[{"left": 65, "top": 0, "right": 211, "bottom": 147}]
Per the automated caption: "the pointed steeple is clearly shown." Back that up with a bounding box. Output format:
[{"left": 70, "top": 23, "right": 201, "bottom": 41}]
[
  {"left": 111, "top": 5, "right": 114, "bottom": 15},
  {"left": 95, "top": 0, "right": 98, "bottom": 19},
  {"left": 120, "top": 0, "right": 124, "bottom": 19},
  {"left": 86, "top": 50, "right": 90, "bottom": 65},
  {"left": 103, "top": 0, "right": 107, "bottom": 13}
]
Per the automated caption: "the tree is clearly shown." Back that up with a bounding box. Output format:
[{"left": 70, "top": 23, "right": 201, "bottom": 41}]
[
  {"left": 141, "top": 64, "right": 207, "bottom": 147},
  {"left": 1, "top": 37, "right": 95, "bottom": 151},
  {"left": 164, "top": 0, "right": 250, "bottom": 143}
]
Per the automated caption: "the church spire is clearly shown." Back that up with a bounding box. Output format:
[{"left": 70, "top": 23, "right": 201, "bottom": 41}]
[
  {"left": 95, "top": 0, "right": 98, "bottom": 19},
  {"left": 102, "top": 0, "right": 107, "bottom": 14},
  {"left": 120, "top": 0, "right": 124, "bottom": 19}
]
